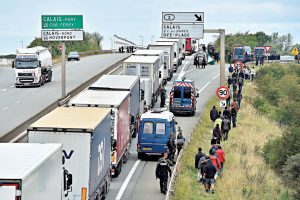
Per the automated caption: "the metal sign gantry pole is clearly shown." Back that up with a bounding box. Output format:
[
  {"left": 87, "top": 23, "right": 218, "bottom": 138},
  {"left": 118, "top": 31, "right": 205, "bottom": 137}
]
[
  {"left": 61, "top": 42, "right": 66, "bottom": 98},
  {"left": 204, "top": 29, "right": 225, "bottom": 86}
]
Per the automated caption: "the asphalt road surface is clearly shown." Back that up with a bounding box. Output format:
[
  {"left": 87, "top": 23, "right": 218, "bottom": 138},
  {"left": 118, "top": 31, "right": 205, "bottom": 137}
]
[
  {"left": 106, "top": 56, "right": 226, "bottom": 200},
  {"left": 0, "top": 53, "right": 129, "bottom": 139}
]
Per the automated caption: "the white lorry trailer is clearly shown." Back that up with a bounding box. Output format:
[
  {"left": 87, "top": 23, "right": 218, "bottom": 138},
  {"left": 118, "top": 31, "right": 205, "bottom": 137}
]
[
  {"left": 68, "top": 90, "right": 131, "bottom": 177},
  {"left": 89, "top": 75, "right": 142, "bottom": 137},
  {"left": 28, "top": 107, "right": 112, "bottom": 200},
  {"left": 0, "top": 143, "right": 62, "bottom": 200},
  {"left": 123, "top": 55, "right": 160, "bottom": 109},
  {"left": 13, "top": 46, "right": 52, "bottom": 87},
  {"left": 148, "top": 42, "right": 175, "bottom": 81},
  {"left": 133, "top": 50, "right": 166, "bottom": 86},
  {"left": 157, "top": 38, "right": 184, "bottom": 71}
]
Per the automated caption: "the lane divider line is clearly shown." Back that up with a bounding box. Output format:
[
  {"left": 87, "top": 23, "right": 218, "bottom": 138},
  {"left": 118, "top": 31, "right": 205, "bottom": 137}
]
[
  {"left": 212, "top": 74, "right": 220, "bottom": 80},
  {"left": 1, "top": 89, "right": 7, "bottom": 92},
  {"left": 178, "top": 61, "right": 191, "bottom": 80},
  {"left": 199, "top": 81, "right": 211, "bottom": 94},
  {"left": 1, "top": 107, "right": 8, "bottom": 111},
  {"left": 115, "top": 160, "right": 141, "bottom": 200}
]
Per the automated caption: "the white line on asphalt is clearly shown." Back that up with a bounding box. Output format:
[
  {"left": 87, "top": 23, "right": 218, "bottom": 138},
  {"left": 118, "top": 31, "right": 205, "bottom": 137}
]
[
  {"left": 185, "top": 68, "right": 196, "bottom": 74},
  {"left": 16, "top": 100, "right": 21, "bottom": 104},
  {"left": 1, "top": 107, "right": 8, "bottom": 111},
  {"left": 10, "top": 86, "right": 14, "bottom": 88},
  {"left": 118, "top": 71, "right": 123, "bottom": 75},
  {"left": 1, "top": 89, "right": 7, "bottom": 92},
  {"left": 178, "top": 61, "right": 191, "bottom": 80},
  {"left": 212, "top": 74, "right": 220, "bottom": 80},
  {"left": 199, "top": 81, "right": 211, "bottom": 94},
  {"left": 115, "top": 160, "right": 141, "bottom": 200}
]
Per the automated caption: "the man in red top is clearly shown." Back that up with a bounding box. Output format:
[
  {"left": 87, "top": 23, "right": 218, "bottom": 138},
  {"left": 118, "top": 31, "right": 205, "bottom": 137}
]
[
  {"left": 216, "top": 145, "right": 225, "bottom": 175},
  {"left": 209, "top": 149, "right": 221, "bottom": 173}
]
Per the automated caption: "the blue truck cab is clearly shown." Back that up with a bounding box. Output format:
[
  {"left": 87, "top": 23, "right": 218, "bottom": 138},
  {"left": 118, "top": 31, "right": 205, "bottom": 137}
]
[
  {"left": 137, "top": 110, "right": 176, "bottom": 159},
  {"left": 169, "top": 79, "right": 199, "bottom": 115}
]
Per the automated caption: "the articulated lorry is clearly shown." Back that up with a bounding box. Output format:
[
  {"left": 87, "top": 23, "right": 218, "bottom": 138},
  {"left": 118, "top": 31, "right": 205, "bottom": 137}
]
[
  {"left": 68, "top": 90, "right": 131, "bottom": 177},
  {"left": 28, "top": 107, "right": 112, "bottom": 200},
  {"left": 133, "top": 49, "right": 166, "bottom": 86},
  {"left": 157, "top": 38, "right": 184, "bottom": 72},
  {"left": 89, "top": 75, "right": 142, "bottom": 137},
  {"left": 0, "top": 143, "right": 62, "bottom": 200},
  {"left": 123, "top": 55, "right": 160, "bottom": 109},
  {"left": 12, "top": 46, "right": 52, "bottom": 87},
  {"left": 148, "top": 42, "right": 175, "bottom": 81}
]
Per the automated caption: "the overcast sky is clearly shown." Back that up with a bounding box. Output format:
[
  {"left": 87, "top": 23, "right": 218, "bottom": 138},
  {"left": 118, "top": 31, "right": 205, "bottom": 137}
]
[{"left": 0, "top": 0, "right": 299, "bottom": 54}]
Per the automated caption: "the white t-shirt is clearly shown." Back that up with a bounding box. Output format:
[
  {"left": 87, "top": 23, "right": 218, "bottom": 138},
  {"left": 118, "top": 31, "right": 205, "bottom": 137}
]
[{"left": 251, "top": 69, "right": 255, "bottom": 75}]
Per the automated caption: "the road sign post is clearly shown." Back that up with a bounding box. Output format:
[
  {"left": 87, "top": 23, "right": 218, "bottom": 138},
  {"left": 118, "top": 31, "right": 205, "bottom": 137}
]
[
  {"left": 220, "top": 100, "right": 227, "bottom": 108},
  {"left": 41, "top": 14, "right": 83, "bottom": 98},
  {"left": 216, "top": 85, "right": 230, "bottom": 100}
]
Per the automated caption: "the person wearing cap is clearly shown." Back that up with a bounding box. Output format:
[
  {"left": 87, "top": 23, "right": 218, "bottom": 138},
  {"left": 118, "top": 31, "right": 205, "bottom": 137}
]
[
  {"left": 155, "top": 153, "right": 172, "bottom": 194},
  {"left": 216, "top": 145, "right": 225, "bottom": 175}
]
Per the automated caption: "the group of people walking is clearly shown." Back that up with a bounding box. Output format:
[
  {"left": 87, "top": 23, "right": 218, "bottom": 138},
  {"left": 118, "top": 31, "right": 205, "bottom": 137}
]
[{"left": 193, "top": 64, "right": 250, "bottom": 194}]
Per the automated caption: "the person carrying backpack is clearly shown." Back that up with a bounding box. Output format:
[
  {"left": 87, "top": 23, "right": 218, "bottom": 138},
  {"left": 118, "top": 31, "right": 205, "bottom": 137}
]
[
  {"left": 195, "top": 147, "right": 206, "bottom": 169},
  {"left": 212, "top": 124, "right": 222, "bottom": 144},
  {"left": 203, "top": 159, "right": 217, "bottom": 193},
  {"left": 221, "top": 117, "right": 231, "bottom": 141}
]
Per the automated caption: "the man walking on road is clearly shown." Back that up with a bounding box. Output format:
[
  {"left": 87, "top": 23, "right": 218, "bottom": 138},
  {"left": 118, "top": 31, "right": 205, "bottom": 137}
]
[
  {"left": 212, "top": 124, "right": 222, "bottom": 144},
  {"left": 160, "top": 86, "right": 167, "bottom": 108},
  {"left": 156, "top": 153, "right": 172, "bottom": 194},
  {"left": 203, "top": 159, "right": 217, "bottom": 193},
  {"left": 231, "top": 106, "right": 237, "bottom": 128},
  {"left": 221, "top": 117, "right": 231, "bottom": 141}
]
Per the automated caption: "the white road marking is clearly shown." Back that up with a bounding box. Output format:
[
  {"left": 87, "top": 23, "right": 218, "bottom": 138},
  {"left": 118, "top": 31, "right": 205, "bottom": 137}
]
[
  {"left": 212, "top": 74, "right": 220, "bottom": 80},
  {"left": 10, "top": 86, "right": 14, "bottom": 88},
  {"left": 178, "top": 61, "right": 191, "bottom": 80},
  {"left": 1, "top": 89, "right": 7, "bottom": 92},
  {"left": 115, "top": 160, "right": 141, "bottom": 200},
  {"left": 185, "top": 68, "right": 196, "bottom": 74},
  {"left": 199, "top": 81, "right": 211, "bottom": 94},
  {"left": 118, "top": 71, "right": 123, "bottom": 75},
  {"left": 16, "top": 100, "right": 21, "bottom": 104},
  {"left": 1, "top": 107, "right": 8, "bottom": 111}
]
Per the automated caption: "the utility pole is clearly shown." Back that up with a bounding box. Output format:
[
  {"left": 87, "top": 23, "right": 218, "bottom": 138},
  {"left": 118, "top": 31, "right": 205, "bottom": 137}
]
[
  {"left": 61, "top": 42, "right": 66, "bottom": 98},
  {"left": 204, "top": 29, "right": 225, "bottom": 86}
]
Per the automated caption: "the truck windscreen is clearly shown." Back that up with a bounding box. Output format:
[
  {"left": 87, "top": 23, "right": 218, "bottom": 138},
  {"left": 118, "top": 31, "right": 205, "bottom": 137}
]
[{"left": 15, "top": 61, "right": 38, "bottom": 69}]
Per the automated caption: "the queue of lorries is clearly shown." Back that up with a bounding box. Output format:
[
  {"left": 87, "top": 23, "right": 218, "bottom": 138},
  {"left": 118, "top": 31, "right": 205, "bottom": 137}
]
[{"left": 0, "top": 38, "right": 200, "bottom": 200}]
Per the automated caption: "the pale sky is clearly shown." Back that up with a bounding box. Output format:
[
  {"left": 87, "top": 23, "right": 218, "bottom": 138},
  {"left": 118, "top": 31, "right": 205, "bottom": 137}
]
[{"left": 0, "top": 0, "right": 299, "bottom": 54}]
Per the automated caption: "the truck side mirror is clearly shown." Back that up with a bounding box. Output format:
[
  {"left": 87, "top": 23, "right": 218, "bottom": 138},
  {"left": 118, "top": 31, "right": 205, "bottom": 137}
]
[
  {"left": 12, "top": 61, "right": 15, "bottom": 68},
  {"left": 63, "top": 168, "right": 73, "bottom": 197},
  {"left": 67, "top": 174, "right": 73, "bottom": 189}
]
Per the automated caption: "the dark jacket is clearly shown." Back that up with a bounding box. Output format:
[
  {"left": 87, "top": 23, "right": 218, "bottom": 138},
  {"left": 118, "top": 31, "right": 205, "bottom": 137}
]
[
  {"left": 204, "top": 161, "right": 217, "bottom": 179},
  {"left": 237, "top": 93, "right": 243, "bottom": 101},
  {"left": 221, "top": 118, "right": 231, "bottom": 131},
  {"left": 227, "top": 77, "right": 232, "bottom": 85},
  {"left": 231, "top": 107, "right": 237, "bottom": 117},
  {"left": 223, "top": 109, "right": 230, "bottom": 119},
  {"left": 195, "top": 151, "right": 206, "bottom": 169},
  {"left": 210, "top": 108, "right": 218, "bottom": 121},
  {"left": 229, "top": 66, "right": 234, "bottom": 73},
  {"left": 212, "top": 127, "right": 222, "bottom": 139},
  {"left": 156, "top": 158, "right": 172, "bottom": 178}
]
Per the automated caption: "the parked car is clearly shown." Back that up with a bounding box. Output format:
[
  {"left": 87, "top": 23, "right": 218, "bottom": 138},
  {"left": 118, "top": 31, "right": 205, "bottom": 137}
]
[{"left": 68, "top": 51, "right": 80, "bottom": 61}]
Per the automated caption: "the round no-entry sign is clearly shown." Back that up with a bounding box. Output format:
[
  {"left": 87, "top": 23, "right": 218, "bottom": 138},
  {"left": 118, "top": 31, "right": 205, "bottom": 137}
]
[
  {"left": 234, "top": 61, "right": 244, "bottom": 69},
  {"left": 216, "top": 86, "right": 230, "bottom": 100}
]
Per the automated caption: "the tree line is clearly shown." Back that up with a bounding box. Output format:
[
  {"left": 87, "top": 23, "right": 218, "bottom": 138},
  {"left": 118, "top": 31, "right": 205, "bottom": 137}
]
[
  {"left": 28, "top": 31, "right": 103, "bottom": 59},
  {"left": 213, "top": 31, "right": 296, "bottom": 55}
]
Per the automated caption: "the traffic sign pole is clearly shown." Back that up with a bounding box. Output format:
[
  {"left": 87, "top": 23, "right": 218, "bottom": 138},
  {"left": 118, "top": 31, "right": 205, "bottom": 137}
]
[
  {"left": 220, "top": 29, "right": 225, "bottom": 86},
  {"left": 61, "top": 42, "right": 66, "bottom": 98}
]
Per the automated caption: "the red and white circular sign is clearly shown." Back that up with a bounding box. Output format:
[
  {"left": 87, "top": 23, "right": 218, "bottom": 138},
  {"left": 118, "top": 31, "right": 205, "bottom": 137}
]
[
  {"left": 216, "top": 86, "right": 230, "bottom": 100},
  {"left": 234, "top": 61, "right": 244, "bottom": 69}
]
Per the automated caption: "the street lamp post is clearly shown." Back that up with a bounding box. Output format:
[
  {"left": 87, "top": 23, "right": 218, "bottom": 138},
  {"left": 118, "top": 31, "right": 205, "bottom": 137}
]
[{"left": 139, "top": 35, "right": 143, "bottom": 47}]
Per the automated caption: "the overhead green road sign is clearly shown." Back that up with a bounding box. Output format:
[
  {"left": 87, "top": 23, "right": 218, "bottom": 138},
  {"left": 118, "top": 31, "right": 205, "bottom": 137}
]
[{"left": 42, "top": 15, "right": 83, "bottom": 29}]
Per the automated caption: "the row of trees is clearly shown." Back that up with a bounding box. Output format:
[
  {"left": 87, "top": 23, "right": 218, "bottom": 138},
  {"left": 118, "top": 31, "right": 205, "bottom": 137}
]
[
  {"left": 253, "top": 64, "right": 300, "bottom": 199},
  {"left": 213, "top": 31, "right": 296, "bottom": 55},
  {"left": 28, "top": 31, "right": 103, "bottom": 59}
]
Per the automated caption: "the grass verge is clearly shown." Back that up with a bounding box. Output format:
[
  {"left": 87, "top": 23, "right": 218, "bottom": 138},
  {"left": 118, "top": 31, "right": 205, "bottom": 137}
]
[{"left": 173, "top": 81, "right": 290, "bottom": 200}]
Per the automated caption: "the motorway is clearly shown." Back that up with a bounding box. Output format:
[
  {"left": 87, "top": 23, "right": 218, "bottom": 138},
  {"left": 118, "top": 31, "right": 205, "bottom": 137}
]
[
  {"left": 0, "top": 53, "right": 129, "bottom": 139},
  {"left": 106, "top": 56, "right": 223, "bottom": 200}
]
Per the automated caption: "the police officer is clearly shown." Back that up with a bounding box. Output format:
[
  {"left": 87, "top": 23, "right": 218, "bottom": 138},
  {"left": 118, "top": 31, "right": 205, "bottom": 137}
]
[
  {"left": 176, "top": 127, "right": 185, "bottom": 155},
  {"left": 160, "top": 86, "right": 167, "bottom": 108},
  {"left": 155, "top": 153, "right": 172, "bottom": 194}
]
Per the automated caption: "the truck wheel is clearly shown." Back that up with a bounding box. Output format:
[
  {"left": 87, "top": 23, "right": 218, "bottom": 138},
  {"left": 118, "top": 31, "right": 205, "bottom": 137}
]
[
  {"left": 47, "top": 70, "right": 52, "bottom": 82},
  {"left": 191, "top": 111, "right": 195, "bottom": 116},
  {"left": 138, "top": 153, "right": 143, "bottom": 160},
  {"left": 123, "top": 150, "right": 128, "bottom": 163}
]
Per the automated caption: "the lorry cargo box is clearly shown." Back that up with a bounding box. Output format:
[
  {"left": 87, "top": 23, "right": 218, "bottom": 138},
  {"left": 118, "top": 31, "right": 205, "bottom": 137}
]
[
  {"left": 0, "top": 143, "right": 62, "bottom": 200},
  {"left": 28, "top": 107, "right": 111, "bottom": 200},
  {"left": 68, "top": 90, "right": 131, "bottom": 177}
]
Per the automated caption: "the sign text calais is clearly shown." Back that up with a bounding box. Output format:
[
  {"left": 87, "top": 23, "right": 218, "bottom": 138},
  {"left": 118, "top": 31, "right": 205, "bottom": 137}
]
[{"left": 161, "top": 12, "right": 204, "bottom": 39}]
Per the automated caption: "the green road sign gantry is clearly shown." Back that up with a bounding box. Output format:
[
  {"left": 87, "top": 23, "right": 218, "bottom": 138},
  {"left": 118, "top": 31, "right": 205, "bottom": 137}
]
[{"left": 41, "top": 15, "right": 83, "bottom": 29}]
